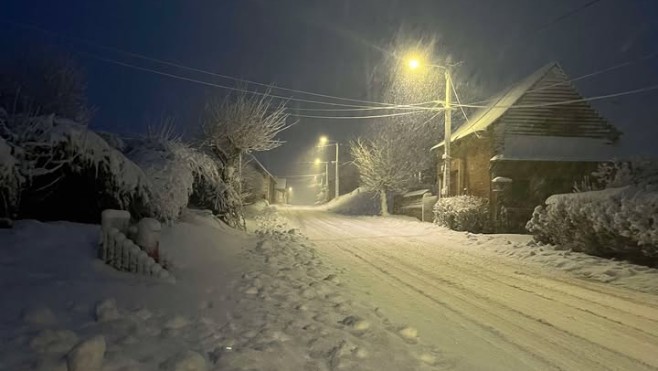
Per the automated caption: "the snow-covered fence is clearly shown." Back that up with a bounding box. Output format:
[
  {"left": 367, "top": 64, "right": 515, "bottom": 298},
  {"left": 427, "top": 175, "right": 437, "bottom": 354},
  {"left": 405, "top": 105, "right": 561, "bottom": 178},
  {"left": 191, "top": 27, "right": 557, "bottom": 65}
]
[
  {"left": 395, "top": 189, "right": 436, "bottom": 222},
  {"left": 99, "top": 210, "right": 171, "bottom": 280}
]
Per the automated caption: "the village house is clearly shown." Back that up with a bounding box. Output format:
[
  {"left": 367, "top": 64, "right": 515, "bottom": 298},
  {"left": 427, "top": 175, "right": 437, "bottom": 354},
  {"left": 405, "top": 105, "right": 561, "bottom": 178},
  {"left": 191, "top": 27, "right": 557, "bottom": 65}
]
[
  {"left": 431, "top": 62, "right": 624, "bottom": 231},
  {"left": 244, "top": 155, "right": 277, "bottom": 204},
  {"left": 274, "top": 177, "right": 289, "bottom": 204}
]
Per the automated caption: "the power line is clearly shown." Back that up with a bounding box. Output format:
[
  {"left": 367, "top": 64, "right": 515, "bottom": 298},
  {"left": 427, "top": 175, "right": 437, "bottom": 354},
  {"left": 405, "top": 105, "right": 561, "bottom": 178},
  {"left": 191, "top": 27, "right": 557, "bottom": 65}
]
[
  {"left": 526, "top": 52, "right": 658, "bottom": 94},
  {"left": 456, "top": 83, "right": 658, "bottom": 109},
  {"left": 289, "top": 110, "right": 428, "bottom": 120},
  {"left": 532, "top": 0, "right": 606, "bottom": 36},
  {"left": 77, "top": 50, "right": 432, "bottom": 112},
  {"left": 2, "top": 18, "right": 415, "bottom": 109}
]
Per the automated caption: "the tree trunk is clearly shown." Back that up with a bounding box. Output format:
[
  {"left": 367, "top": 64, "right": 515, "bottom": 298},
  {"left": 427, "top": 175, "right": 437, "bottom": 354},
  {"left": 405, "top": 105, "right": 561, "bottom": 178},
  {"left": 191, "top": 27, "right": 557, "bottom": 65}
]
[{"left": 379, "top": 189, "right": 389, "bottom": 216}]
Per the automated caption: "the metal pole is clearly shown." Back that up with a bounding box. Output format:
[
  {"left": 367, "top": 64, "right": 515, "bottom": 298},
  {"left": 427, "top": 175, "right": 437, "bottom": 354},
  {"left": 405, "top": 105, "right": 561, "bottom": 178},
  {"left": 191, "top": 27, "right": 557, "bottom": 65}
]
[
  {"left": 442, "top": 70, "right": 452, "bottom": 197},
  {"left": 325, "top": 162, "right": 329, "bottom": 202},
  {"left": 335, "top": 143, "right": 339, "bottom": 199}
]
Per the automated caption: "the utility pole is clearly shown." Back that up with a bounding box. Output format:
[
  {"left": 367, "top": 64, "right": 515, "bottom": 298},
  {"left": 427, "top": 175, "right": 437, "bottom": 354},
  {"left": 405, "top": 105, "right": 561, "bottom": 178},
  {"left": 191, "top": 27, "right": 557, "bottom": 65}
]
[
  {"left": 334, "top": 142, "right": 339, "bottom": 199},
  {"left": 324, "top": 162, "right": 330, "bottom": 202},
  {"left": 442, "top": 69, "right": 452, "bottom": 197}
]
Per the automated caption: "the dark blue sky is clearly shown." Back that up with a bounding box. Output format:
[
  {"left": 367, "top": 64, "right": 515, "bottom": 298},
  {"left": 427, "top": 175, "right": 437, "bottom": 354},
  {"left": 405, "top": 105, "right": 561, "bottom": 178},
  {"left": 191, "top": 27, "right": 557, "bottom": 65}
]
[{"left": 2, "top": 0, "right": 658, "bottom": 194}]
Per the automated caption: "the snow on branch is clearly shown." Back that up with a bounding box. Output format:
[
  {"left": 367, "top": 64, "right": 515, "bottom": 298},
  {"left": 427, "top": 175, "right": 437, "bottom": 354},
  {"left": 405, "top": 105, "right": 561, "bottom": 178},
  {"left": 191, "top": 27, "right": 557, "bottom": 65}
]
[{"left": 202, "top": 90, "right": 293, "bottom": 159}]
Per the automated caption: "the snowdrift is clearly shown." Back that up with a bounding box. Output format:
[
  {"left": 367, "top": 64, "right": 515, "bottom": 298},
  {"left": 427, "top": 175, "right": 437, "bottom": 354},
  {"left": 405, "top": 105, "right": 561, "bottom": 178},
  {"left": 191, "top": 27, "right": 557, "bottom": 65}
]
[{"left": 319, "top": 187, "right": 383, "bottom": 215}]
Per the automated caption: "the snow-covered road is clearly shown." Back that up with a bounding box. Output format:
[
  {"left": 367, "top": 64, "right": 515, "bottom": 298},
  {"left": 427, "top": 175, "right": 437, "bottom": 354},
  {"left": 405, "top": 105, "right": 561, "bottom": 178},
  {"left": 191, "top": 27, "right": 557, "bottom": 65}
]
[{"left": 282, "top": 208, "right": 658, "bottom": 371}]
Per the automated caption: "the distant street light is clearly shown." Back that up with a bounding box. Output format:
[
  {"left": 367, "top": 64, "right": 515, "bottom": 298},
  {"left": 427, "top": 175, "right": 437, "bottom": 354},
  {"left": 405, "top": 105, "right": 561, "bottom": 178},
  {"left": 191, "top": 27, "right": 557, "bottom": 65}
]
[
  {"left": 317, "top": 136, "right": 340, "bottom": 199},
  {"left": 313, "top": 157, "right": 330, "bottom": 201},
  {"left": 406, "top": 55, "right": 452, "bottom": 197}
]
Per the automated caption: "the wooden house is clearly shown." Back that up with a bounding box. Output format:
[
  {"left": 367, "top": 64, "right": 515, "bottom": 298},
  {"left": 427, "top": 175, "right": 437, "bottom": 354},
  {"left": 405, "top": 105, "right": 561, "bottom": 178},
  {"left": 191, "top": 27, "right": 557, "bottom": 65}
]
[
  {"left": 244, "top": 155, "right": 277, "bottom": 204},
  {"left": 431, "top": 62, "right": 624, "bottom": 231}
]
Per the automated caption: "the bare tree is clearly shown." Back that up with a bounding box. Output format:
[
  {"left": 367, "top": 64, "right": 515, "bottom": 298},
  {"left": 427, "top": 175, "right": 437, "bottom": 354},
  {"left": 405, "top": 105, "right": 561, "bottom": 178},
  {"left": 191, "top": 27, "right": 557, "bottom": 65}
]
[
  {"left": 350, "top": 133, "right": 416, "bottom": 215},
  {"left": 0, "top": 50, "right": 94, "bottom": 124},
  {"left": 358, "top": 30, "right": 480, "bottom": 193},
  {"left": 202, "top": 90, "right": 292, "bottom": 165}
]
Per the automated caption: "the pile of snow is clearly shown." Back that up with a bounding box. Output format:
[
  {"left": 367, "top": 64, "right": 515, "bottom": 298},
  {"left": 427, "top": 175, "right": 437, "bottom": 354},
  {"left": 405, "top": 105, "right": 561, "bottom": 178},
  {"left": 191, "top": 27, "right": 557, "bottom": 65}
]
[
  {"left": 462, "top": 233, "right": 658, "bottom": 295},
  {"left": 318, "top": 187, "right": 383, "bottom": 215},
  {"left": 527, "top": 185, "right": 658, "bottom": 264}
]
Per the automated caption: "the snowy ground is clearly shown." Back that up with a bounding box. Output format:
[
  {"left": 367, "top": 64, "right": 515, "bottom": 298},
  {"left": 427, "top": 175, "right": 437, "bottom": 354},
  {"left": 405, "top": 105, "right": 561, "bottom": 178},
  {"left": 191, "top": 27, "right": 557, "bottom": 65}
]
[
  {"left": 279, "top": 206, "right": 658, "bottom": 370},
  {"left": 2, "top": 203, "right": 658, "bottom": 370},
  {"left": 0, "top": 209, "right": 443, "bottom": 370}
]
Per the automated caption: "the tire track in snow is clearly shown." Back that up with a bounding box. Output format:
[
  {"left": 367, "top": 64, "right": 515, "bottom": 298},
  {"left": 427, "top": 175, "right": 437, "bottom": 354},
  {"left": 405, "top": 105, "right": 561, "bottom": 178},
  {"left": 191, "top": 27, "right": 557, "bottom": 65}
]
[
  {"left": 313, "top": 213, "right": 658, "bottom": 324},
  {"left": 363, "top": 245, "right": 658, "bottom": 370},
  {"left": 290, "top": 212, "right": 561, "bottom": 370},
  {"left": 287, "top": 210, "right": 658, "bottom": 371}
]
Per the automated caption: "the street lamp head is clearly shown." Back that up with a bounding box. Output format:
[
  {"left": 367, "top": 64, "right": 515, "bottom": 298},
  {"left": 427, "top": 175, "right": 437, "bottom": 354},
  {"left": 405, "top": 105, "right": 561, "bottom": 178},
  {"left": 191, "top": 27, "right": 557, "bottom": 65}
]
[
  {"left": 407, "top": 58, "right": 420, "bottom": 70},
  {"left": 314, "top": 158, "right": 322, "bottom": 166},
  {"left": 319, "top": 136, "right": 328, "bottom": 145},
  {"left": 288, "top": 187, "right": 293, "bottom": 192}
]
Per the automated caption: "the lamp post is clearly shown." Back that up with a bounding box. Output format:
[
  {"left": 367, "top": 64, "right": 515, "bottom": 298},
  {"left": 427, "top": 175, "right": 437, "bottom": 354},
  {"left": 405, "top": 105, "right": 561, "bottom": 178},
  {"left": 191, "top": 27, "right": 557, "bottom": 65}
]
[
  {"left": 407, "top": 57, "right": 452, "bottom": 197},
  {"left": 318, "top": 136, "right": 340, "bottom": 199},
  {"left": 314, "top": 158, "right": 330, "bottom": 202}
]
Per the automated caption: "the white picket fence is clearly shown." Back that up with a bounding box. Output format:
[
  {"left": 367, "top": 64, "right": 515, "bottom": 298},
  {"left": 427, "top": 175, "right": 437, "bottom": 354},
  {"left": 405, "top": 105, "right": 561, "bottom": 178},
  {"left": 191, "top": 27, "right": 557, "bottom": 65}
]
[{"left": 98, "top": 210, "right": 172, "bottom": 280}]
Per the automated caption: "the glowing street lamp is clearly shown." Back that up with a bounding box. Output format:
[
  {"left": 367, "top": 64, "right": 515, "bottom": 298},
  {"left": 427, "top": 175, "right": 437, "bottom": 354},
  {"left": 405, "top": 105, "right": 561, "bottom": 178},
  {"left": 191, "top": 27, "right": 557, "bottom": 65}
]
[
  {"left": 317, "top": 136, "right": 340, "bottom": 199},
  {"left": 406, "top": 54, "right": 453, "bottom": 198},
  {"left": 407, "top": 58, "right": 420, "bottom": 70}
]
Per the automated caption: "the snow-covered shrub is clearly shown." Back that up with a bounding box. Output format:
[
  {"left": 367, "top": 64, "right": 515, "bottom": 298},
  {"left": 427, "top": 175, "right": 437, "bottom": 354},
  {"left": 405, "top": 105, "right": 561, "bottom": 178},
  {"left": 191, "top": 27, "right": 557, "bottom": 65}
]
[
  {"left": 0, "top": 136, "right": 23, "bottom": 218},
  {"left": 433, "top": 195, "right": 490, "bottom": 233},
  {"left": 124, "top": 135, "right": 242, "bottom": 226},
  {"left": 1, "top": 113, "right": 152, "bottom": 221},
  {"left": 125, "top": 139, "right": 195, "bottom": 222},
  {"left": 590, "top": 159, "right": 658, "bottom": 189},
  {"left": 526, "top": 187, "right": 658, "bottom": 263}
]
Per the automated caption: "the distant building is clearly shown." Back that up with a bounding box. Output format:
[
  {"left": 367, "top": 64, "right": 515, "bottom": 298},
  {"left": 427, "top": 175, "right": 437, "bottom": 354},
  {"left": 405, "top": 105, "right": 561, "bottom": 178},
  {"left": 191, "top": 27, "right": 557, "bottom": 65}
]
[
  {"left": 431, "top": 62, "right": 624, "bottom": 231},
  {"left": 244, "top": 155, "right": 277, "bottom": 204},
  {"left": 274, "top": 177, "right": 288, "bottom": 204}
]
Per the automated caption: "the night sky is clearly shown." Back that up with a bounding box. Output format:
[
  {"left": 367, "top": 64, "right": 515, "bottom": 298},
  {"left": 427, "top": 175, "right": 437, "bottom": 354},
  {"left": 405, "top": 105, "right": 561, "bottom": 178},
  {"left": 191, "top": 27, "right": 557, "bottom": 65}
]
[{"left": 2, "top": 0, "right": 658, "bottom": 198}]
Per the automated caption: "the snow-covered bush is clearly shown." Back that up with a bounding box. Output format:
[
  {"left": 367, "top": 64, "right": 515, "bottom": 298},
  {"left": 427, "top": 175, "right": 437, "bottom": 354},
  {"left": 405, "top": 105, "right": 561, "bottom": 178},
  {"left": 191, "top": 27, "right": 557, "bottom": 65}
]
[
  {"left": 1, "top": 112, "right": 152, "bottom": 221},
  {"left": 526, "top": 187, "right": 658, "bottom": 263},
  {"left": 0, "top": 135, "right": 23, "bottom": 219},
  {"left": 433, "top": 195, "right": 490, "bottom": 233},
  {"left": 124, "top": 135, "right": 242, "bottom": 226},
  {"left": 125, "top": 139, "right": 195, "bottom": 222}
]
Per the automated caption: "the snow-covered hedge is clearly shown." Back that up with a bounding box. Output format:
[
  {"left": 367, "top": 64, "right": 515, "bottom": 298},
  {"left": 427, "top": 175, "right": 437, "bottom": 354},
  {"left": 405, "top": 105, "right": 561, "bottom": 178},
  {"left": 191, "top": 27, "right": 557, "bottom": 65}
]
[
  {"left": 1, "top": 112, "right": 153, "bottom": 221},
  {"left": 526, "top": 186, "right": 658, "bottom": 263},
  {"left": 0, "top": 135, "right": 23, "bottom": 218},
  {"left": 125, "top": 138, "right": 242, "bottom": 226},
  {"left": 433, "top": 195, "right": 490, "bottom": 233}
]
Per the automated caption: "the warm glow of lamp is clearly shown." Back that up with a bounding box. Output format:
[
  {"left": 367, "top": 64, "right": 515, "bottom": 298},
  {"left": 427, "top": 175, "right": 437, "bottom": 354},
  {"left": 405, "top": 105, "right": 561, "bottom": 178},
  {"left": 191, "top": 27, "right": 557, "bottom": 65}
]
[
  {"left": 319, "top": 136, "right": 328, "bottom": 145},
  {"left": 407, "top": 58, "right": 420, "bottom": 70},
  {"left": 314, "top": 158, "right": 321, "bottom": 165},
  {"left": 288, "top": 187, "right": 293, "bottom": 192}
]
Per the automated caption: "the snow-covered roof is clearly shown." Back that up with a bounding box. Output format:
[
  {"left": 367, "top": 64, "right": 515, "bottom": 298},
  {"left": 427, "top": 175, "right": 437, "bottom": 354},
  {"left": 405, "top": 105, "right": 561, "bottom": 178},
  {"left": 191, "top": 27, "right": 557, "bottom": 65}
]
[
  {"left": 491, "top": 135, "right": 628, "bottom": 162},
  {"left": 431, "top": 62, "right": 621, "bottom": 150},
  {"left": 247, "top": 154, "right": 276, "bottom": 179},
  {"left": 274, "top": 177, "right": 287, "bottom": 190}
]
